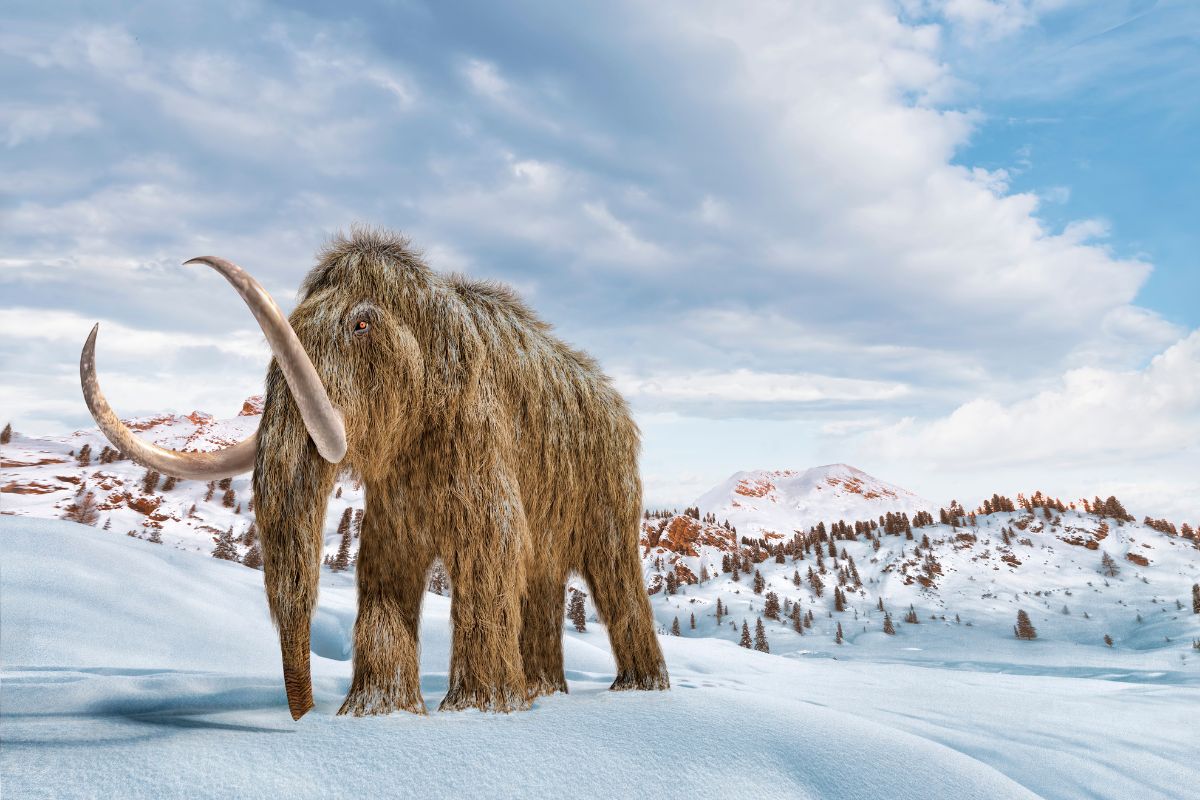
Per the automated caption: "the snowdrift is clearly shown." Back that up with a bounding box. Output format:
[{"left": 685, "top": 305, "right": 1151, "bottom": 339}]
[{"left": 3, "top": 518, "right": 1197, "bottom": 799}]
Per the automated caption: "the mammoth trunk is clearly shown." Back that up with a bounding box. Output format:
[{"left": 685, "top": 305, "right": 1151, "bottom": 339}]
[{"left": 254, "top": 380, "right": 338, "bottom": 720}]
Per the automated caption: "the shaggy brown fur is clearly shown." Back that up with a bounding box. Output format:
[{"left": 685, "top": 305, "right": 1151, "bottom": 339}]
[{"left": 252, "top": 227, "right": 669, "bottom": 719}]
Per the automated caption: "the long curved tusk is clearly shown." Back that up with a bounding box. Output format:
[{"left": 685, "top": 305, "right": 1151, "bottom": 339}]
[
  {"left": 80, "top": 324, "right": 257, "bottom": 480},
  {"left": 184, "top": 256, "right": 346, "bottom": 464}
]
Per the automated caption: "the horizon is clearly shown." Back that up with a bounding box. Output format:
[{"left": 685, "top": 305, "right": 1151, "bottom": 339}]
[
  {"left": 2, "top": 0, "right": 1197, "bottom": 519},
  {"left": 5, "top": 408, "right": 1185, "bottom": 522}
]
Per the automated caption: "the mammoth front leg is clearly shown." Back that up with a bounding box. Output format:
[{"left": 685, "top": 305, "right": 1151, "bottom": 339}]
[
  {"left": 339, "top": 502, "right": 432, "bottom": 716},
  {"left": 440, "top": 476, "right": 531, "bottom": 713}
]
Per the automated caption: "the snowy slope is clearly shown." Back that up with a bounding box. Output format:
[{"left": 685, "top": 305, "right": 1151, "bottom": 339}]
[
  {"left": 641, "top": 503, "right": 1200, "bottom": 672},
  {"left": 5, "top": 518, "right": 1198, "bottom": 800},
  {"left": 0, "top": 399, "right": 364, "bottom": 566}
]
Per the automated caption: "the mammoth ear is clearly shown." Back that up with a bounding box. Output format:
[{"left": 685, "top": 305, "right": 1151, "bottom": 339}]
[{"left": 422, "top": 287, "right": 485, "bottom": 416}]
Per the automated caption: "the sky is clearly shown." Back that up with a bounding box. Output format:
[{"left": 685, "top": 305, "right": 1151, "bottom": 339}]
[{"left": 1, "top": 0, "right": 1197, "bottom": 518}]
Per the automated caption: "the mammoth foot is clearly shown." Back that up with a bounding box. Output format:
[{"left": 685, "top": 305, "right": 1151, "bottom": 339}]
[
  {"left": 525, "top": 672, "right": 569, "bottom": 699},
  {"left": 338, "top": 685, "right": 427, "bottom": 717},
  {"left": 439, "top": 682, "right": 533, "bottom": 713},
  {"left": 610, "top": 665, "right": 671, "bottom": 691}
]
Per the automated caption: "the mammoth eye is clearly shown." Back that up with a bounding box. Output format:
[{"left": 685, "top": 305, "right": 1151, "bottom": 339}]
[{"left": 353, "top": 319, "right": 371, "bottom": 336}]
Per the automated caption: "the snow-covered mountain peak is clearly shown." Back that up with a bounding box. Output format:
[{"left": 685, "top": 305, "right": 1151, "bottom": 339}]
[{"left": 694, "top": 463, "right": 932, "bottom": 536}]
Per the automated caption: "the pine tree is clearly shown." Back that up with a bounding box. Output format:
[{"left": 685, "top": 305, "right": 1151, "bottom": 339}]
[
  {"left": 807, "top": 566, "right": 824, "bottom": 597},
  {"left": 1014, "top": 609, "right": 1037, "bottom": 640},
  {"left": 353, "top": 509, "right": 365, "bottom": 538},
  {"left": 715, "top": 597, "right": 724, "bottom": 624},
  {"left": 690, "top": 612, "right": 696, "bottom": 630},
  {"left": 792, "top": 569, "right": 801, "bottom": 587},
  {"left": 763, "top": 591, "right": 781, "bottom": 620},
  {"left": 1192, "top": 583, "right": 1200, "bottom": 614},
  {"left": 753, "top": 618, "right": 769, "bottom": 653},
  {"left": 148, "top": 527, "right": 163, "bottom": 544},
  {"left": 62, "top": 491, "right": 100, "bottom": 526},
  {"left": 731, "top": 562, "right": 741, "bottom": 582},
  {"left": 883, "top": 613, "right": 895, "bottom": 635},
  {"left": 791, "top": 603, "right": 803, "bottom": 634},
  {"left": 665, "top": 570, "right": 679, "bottom": 595},
  {"left": 218, "top": 477, "right": 233, "bottom": 491},
  {"left": 222, "top": 488, "right": 236, "bottom": 508},
  {"left": 904, "top": 605, "right": 919, "bottom": 624},
  {"left": 428, "top": 561, "right": 449, "bottom": 595},
  {"left": 204, "top": 482, "right": 215, "bottom": 502},
  {"left": 568, "top": 589, "right": 587, "bottom": 632},
  {"left": 834, "top": 586, "right": 846, "bottom": 612},
  {"left": 739, "top": 620, "right": 752, "bottom": 649},
  {"left": 242, "top": 543, "right": 262, "bottom": 569},
  {"left": 1100, "top": 551, "right": 1120, "bottom": 577},
  {"left": 835, "top": 622, "right": 844, "bottom": 644},
  {"left": 671, "top": 616, "right": 681, "bottom": 636},
  {"left": 0, "top": 422, "right": 11, "bottom": 444},
  {"left": 141, "top": 469, "right": 160, "bottom": 494},
  {"left": 76, "top": 444, "right": 91, "bottom": 467},
  {"left": 331, "top": 522, "right": 352, "bottom": 571},
  {"left": 337, "top": 507, "right": 352, "bottom": 538},
  {"left": 876, "top": 597, "right": 884, "bottom": 612},
  {"left": 753, "top": 569, "right": 765, "bottom": 594},
  {"left": 211, "top": 526, "right": 239, "bottom": 561},
  {"left": 162, "top": 475, "right": 177, "bottom": 491}
]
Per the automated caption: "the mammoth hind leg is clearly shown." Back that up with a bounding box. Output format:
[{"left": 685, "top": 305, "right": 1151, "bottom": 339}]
[
  {"left": 520, "top": 570, "right": 569, "bottom": 698},
  {"left": 339, "top": 538, "right": 431, "bottom": 717},
  {"left": 582, "top": 535, "right": 670, "bottom": 692}
]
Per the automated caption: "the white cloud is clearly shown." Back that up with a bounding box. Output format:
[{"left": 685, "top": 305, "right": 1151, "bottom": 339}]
[
  {"left": 461, "top": 58, "right": 563, "bottom": 135},
  {"left": 7, "top": 22, "right": 418, "bottom": 174},
  {"left": 463, "top": 58, "right": 509, "bottom": 102},
  {"left": 0, "top": 104, "right": 99, "bottom": 147},
  {"left": 0, "top": 308, "right": 270, "bottom": 361},
  {"left": 615, "top": 369, "right": 909, "bottom": 403},
  {"left": 859, "top": 329, "right": 1200, "bottom": 468},
  {"left": 903, "top": 0, "right": 1075, "bottom": 42},
  {"left": 0, "top": 307, "right": 271, "bottom": 432}
]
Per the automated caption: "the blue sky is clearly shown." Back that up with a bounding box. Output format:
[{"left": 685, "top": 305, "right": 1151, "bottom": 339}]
[{"left": 1, "top": 0, "right": 1196, "bottom": 516}]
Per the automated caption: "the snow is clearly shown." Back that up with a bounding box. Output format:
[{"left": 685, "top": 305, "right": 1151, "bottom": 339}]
[
  {"left": 4, "top": 412, "right": 1199, "bottom": 797},
  {"left": 3, "top": 517, "right": 1197, "bottom": 799}
]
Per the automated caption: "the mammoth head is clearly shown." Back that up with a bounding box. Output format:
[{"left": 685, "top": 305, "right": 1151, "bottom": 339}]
[{"left": 79, "top": 256, "right": 349, "bottom": 479}]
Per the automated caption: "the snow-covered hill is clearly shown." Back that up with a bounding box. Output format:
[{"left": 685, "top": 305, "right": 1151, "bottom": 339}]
[
  {"left": 3, "top": 517, "right": 1198, "bottom": 800},
  {"left": 0, "top": 399, "right": 363, "bottom": 568},
  {"left": 2, "top": 405, "right": 1198, "bottom": 667},
  {"left": 693, "top": 463, "right": 933, "bottom": 537}
]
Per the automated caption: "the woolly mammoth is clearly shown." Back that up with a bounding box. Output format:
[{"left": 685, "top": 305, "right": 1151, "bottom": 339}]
[{"left": 80, "top": 228, "right": 669, "bottom": 719}]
